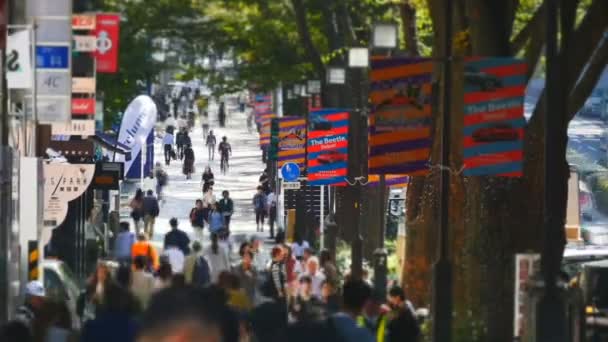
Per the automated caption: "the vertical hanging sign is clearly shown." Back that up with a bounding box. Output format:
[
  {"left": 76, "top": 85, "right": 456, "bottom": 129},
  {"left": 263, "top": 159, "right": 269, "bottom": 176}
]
[
  {"left": 278, "top": 117, "right": 306, "bottom": 170},
  {"left": 93, "top": 13, "right": 120, "bottom": 73},
  {"left": 462, "top": 57, "right": 526, "bottom": 177},
  {"left": 307, "top": 109, "right": 349, "bottom": 186},
  {"left": 369, "top": 57, "right": 433, "bottom": 175}
]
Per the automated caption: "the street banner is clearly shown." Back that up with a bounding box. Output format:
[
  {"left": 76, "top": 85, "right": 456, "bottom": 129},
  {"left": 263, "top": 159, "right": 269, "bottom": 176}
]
[
  {"left": 7, "top": 29, "right": 33, "bottom": 89},
  {"left": 254, "top": 93, "right": 272, "bottom": 124},
  {"left": 43, "top": 163, "right": 95, "bottom": 229},
  {"left": 369, "top": 57, "right": 433, "bottom": 175},
  {"left": 367, "top": 175, "right": 409, "bottom": 188},
  {"left": 73, "top": 35, "right": 97, "bottom": 52},
  {"left": 462, "top": 57, "right": 526, "bottom": 177},
  {"left": 307, "top": 109, "right": 349, "bottom": 186},
  {"left": 278, "top": 117, "right": 306, "bottom": 170},
  {"left": 93, "top": 13, "right": 120, "bottom": 73},
  {"left": 259, "top": 114, "right": 276, "bottom": 148},
  {"left": 116, "top": 95, "right": 157, "bottom": 177}
]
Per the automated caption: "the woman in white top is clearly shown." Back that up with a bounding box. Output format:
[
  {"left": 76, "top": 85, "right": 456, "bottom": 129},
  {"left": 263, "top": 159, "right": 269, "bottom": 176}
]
[
  {"left": 291, "top": 234, "right": 310, "bottom": 261},
  {"left": 204, "top": 233, "right": 231, "bottom": 283}
]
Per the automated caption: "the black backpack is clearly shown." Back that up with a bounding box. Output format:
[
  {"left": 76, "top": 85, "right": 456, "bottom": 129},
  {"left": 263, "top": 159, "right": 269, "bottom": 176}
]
[{"left": 191, "top": 255, "right": 211, "bottom": 286}]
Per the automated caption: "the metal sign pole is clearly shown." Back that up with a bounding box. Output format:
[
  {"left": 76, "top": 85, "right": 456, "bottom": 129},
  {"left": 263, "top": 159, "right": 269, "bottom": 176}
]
[
  {"left": 320, "top": 185, "right": 324, "bottom": 250},
  {"left": 30, "top": 18, "right": 36, "bottom": 157}
]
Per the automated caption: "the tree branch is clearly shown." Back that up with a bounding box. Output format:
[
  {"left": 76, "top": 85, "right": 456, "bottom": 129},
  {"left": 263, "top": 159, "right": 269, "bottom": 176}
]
[
  {"left": 400, "top": 1, "right": 420, "bottom": 56},
  {"left": 290, "top": 0, "right": 325, "bottom": 77},
  {"left": 567, "top": 31, "right": 608, "bottom": 119},
  {"left": 510, "top": 3, "right": 544, "bottom": 53}
]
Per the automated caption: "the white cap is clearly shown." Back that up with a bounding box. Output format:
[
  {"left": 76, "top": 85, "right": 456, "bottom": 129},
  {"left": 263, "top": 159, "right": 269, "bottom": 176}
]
[{"left": 25, "top": 281, "right": 45, "bottom": 297}]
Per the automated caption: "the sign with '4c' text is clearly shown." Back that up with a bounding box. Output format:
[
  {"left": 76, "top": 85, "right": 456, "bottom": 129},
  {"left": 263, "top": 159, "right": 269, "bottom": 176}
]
[{"left": 94, "top": 13, "right": 120, "bottom": 73}]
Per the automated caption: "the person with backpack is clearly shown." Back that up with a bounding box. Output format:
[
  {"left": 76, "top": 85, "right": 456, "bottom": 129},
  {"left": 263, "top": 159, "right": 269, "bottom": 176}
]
[
  {"left": 142, "top": 190, "right": 160, "bottom": 238},
  {"left": 184, "top": 241, "right": 211, "bottom": 286},
  {"left": 253, "top": 186, "right": 267, "bottom": 232}
]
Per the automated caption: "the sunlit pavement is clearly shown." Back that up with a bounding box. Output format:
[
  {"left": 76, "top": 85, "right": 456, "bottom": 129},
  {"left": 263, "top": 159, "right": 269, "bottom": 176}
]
[{"left": 147, "top": 99, "right": 266, "bottom": 250}]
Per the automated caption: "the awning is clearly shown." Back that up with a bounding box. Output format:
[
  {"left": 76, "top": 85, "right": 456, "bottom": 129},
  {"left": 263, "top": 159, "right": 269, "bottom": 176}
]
[{"left": 89, "top": 131, "right": 131, "bottom": 156}]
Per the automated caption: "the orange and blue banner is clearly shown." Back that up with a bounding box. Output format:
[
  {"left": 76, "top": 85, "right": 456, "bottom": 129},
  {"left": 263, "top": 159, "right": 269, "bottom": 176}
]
[
  {"left": 369, "top": 57, "right": 433, "bottom": 175},
  {"left": 463, "top": 57, "right": 526, "bottom": 177},
  {"left": 259, "top": 113, "right": 276, "bottom": 148},
  {"left": 254, "top": 93, "right": 272, "bottom": 124},
  {"left": 307, "top": 109, "right": 349, "bottom": 186},
  {"left": 367, "top": 175, "right": 410, "bottom": 188},
  {"left": 278, "top": 117, "right": 306, "bottom": 170}
]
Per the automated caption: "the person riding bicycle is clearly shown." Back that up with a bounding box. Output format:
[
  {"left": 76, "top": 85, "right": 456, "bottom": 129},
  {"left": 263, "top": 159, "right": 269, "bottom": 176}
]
[{"left": 218, "top": 136, "right": 232, "bottom": 171}]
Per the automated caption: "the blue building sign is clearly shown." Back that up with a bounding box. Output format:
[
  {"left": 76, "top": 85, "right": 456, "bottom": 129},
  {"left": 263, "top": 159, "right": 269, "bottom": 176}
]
[{"left": 36, "top": 46, "right": 70, "bottom": 69}]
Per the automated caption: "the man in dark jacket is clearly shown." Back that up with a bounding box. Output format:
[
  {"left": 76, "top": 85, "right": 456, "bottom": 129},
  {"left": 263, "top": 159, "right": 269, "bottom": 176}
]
[
  {"left": 386, "top": 286, "right": 420, "bottom": 342},
  {"left": 176, "top": 129, "right": 185, "bottom": 160},
  {"left": 218, "top": 190, "right": 234, "bottom": 231},
  {"left": 164, "top": 218, "right": 191, "bottom": 256},
  {"left": 142, "top": 190, "right": 160, "bottom": 239}
]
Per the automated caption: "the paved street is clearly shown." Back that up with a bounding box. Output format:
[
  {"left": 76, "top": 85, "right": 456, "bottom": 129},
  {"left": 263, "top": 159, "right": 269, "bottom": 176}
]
[{"left": 149, "top": 100, "right": 265, "bottom": 248}]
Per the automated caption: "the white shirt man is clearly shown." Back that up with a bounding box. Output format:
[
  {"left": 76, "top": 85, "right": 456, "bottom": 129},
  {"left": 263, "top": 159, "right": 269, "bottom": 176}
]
[
  {"left": 299, "top": 256, "right": 325, "bottom": 299},
  {"left": 162, "top": 246, "right": 185, "bottom": 274}
]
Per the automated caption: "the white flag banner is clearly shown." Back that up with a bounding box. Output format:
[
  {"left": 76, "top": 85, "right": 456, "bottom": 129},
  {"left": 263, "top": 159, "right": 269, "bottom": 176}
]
[{"left": 6, "top": 30, "right": 33, "bottom": 89}]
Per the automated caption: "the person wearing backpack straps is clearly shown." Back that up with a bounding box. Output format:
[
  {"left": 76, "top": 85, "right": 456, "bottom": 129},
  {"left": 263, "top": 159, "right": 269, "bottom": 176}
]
[{"left": 184, "top": 241, "right": 211, "bottom": 286}]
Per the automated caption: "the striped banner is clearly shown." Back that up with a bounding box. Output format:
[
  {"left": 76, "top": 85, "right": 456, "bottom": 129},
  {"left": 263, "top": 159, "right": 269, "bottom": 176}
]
[
  {"left": 254, "top": 93, "right": 273, "bottom": 124},
  {"left": 307, "top": 109, "right": 349, "bottom": 186},
  {"left": 369, "top": 57, "right": 433, "bottom": 175},
  {"left": 278, "top": 117, "right": 306, "bottom": 170},
  {"left": 259, "top": 113, "right": 276, "bottom": 148},
  {"left": 463, "top": 57, "right": 526, "bottom": 177},
  {"left": 367, "top": 175, "right": 410, "bottom": 188}
]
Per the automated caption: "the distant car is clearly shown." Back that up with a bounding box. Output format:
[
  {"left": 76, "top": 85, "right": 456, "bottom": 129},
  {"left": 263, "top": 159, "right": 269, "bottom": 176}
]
[
  {"left": 472, "top": 123, "right": 519, "bottom": 142},
  {"left": 464, "top": 66, "right": 503, "bottom": 91},
  {"left": 317, "top": 150, "right": 346, "bottom": 164}
]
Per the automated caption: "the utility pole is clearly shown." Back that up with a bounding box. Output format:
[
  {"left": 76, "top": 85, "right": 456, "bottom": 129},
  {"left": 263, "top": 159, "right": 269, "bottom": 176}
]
[{"left": 432, "top": 0, "right": 454, "bottom": 340}]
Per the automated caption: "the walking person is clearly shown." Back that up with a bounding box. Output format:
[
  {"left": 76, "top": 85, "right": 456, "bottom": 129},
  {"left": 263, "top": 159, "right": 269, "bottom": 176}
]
[
  {"left": 201, "top": 166, "right": 215, "bottom": 194},
  {"left": 386, "top": 286, "right": 420, "bottom": 342},
  {"left": 129, "top": 189, "right": 144, "bottom": 234},
  {"left": 154, "top": 163, "right": 168, "bottom": 202},
  {"left": 176, "top": 128, "right": 185, "bottom": 160},
  {"left": 268, "top": 246, "right": 287, "bottom": 303},
  {"left": 204, "top": 233, "right": 231, "bottom": 283},
  {"left": 184, "top": 241, "right": 211, "bottom": 286},
  {"left": 266, "top": 187, "right": 277, "bottom": 239},
  {"left": 154, "top": 261, "right": 173, "bottom": 291},
  {"left": 218, "top": 102, "right": 226, "bottom": 127},
  {"left": 299, "top": 257, "right": 325, "bottom": 299},
  {"left": 142, "top": 190, "right": 160, "bottom": 239},
  {"left": 131, "top": 233, "right": 160, "bottom": 272},
  {"left": 114, "top": 222, "right": 134, "bottom": 265},
  {"left": 332, "top": 280, "right": 375, "bottom": 342},
  {"left": 162, "top": 129, "right": 175, "bottom": 166},
  {"left": 218, "top": 136, "right": 232, "bottom": 173},
  {"left": 206, "top": 130, "right": 217, "bottom": 161},
  {"left": 182, "top": 143, "right": 195, "bottom": 179},
  {"left": 201, "top": 110, "right": 210, "bottom": 137},
  {"left": 253, "top": 186, "right": 267, "bottom": 232},
  {"left": 233, "top": 251, "right": 258, "bottom": 304},
  {"left": 218, "top": 190, "right": 234, "bottom": 231},
  {"left": 189, "top": 199, "right": 206, "bottom": 241},
  {"left": 164, "top": 218, "right": 191, "bottom": 256},
  {"left": 208, "top": 203, "right": 225, "bottom": 236},
  {"left": 130, "top": 256, "right": 155, "bottom": 310}
]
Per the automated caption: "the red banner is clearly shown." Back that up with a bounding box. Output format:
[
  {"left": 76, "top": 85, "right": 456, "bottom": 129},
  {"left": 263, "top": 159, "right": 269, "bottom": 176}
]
[
  {"left": 72, "top": 98, "right": 96, "bottom": 115},
  {"left": 93, "top": 14, "right": 120, "bottom": 73}
]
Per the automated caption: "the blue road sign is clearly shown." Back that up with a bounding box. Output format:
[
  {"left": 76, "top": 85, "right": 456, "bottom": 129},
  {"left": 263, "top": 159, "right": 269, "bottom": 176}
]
[
  {"left": 281, "top": 162, "right": 300, "bottom": 182},
  {"left": 36, "top": 46, "right": 70, "bottom": 69}
]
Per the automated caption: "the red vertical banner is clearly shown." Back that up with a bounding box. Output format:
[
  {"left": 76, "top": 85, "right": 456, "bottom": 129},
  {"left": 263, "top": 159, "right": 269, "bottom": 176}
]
[{"left": 93, "top": 13, "right": 120, "bottom": 73}]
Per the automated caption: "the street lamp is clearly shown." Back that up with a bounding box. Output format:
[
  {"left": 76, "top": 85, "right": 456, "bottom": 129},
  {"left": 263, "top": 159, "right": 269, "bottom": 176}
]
[
  {"left": 327, "top": 67, "right": 346, "bottom": 85},
  {"left": 293, "top": 84, "right": 302, "bottom": 96},
  {"left": 372, "top": 22, "right": 399, "bottom": 49},
  {"left": 348, "top": 47, "right": 370, "bottom": 68}
]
